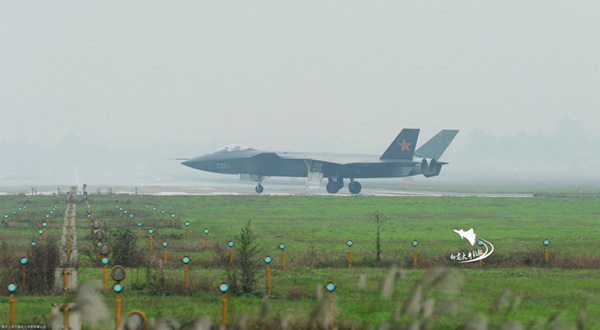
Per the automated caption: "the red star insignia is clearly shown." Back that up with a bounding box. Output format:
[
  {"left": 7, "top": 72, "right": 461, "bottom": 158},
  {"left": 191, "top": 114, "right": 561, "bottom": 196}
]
[{"left": 399, "top": 139, "right": 411, "bottom": 151}]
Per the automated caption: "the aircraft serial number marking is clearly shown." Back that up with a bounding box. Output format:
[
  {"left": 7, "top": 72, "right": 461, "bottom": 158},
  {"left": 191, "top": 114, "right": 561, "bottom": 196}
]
[{"left": 216, "top": 163, "right": 230, "bottom": 169}]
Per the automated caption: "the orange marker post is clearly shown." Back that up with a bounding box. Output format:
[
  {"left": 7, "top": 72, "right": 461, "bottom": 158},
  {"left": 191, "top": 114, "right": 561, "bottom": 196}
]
[
  {"left": 478, "top": 240, "right": 484, "bottom": 267},
  {"left": 63, "top": 303, "right": 69, "bottom": 330},
  {"left": 203, "top": 228, "right": 209, "bottom": 249},
  {"left": 101, "top": 258, "right": 109, "bottom": 294},
  {"left": 219, "top": 283, "right": 229, "bottom": 329},
  {"left": 325, "top": 282, "right": 336, "bottom": 329},
  {"left": 264, "top": 256, "right": 272, "bottom": 295},
  {"left": 182, "top": 256, "right": 190, "bottom": 296},
  {"left": 162, "top": 241, "right": 168, "bottom": 265},
  {"left": 8, "top": 283, "right": 17, "bottom": 329},
  {"left": 185, "top": 265, "right": 189, "bottom": 295},
  {"left": 228, "top": 241, "right": 234, "bottom": 266},
  {"left": 543, "top": 239, "right": 550, "bottom": 264},
  {"left": 148, "top": 230, "right": 154, "bottom": 252},
  {"left": 113, "top": 283, "right": 123, "bottom": 327},
  {"left": 66, "top": 238, "right": 71, "bottom": 265},
  {"left": 412, "top": 240, "right": 419, "bottom": 267},
  {"left": 20, "top": 257, "right": 28, "bottom": 290},
  {"left": 346, "top": 240, "right": 353, "bottom": 269},
  {"left": 278, "top": 243, "right": 286, "bottom": 270}
]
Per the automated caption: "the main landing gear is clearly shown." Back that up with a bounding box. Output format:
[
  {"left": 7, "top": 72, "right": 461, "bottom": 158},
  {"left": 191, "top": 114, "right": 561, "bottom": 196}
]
[
  {"left": 348, "top": 180, "right": 362, "bottom": 195},
  {"left": 325, "top": 177, "right": 362, "bottom": 195}
]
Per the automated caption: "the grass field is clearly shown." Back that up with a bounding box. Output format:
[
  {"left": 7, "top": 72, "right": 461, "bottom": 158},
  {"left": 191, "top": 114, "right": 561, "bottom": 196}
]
[{"left": 1, "top": 193, "right": 599, "bottom": 329}]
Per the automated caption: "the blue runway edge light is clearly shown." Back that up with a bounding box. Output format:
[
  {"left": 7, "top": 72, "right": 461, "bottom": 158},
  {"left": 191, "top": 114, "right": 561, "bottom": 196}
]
[
  {"left": 219, "top": 283, "right": 229, "bottom": 292},
  {"left": 412, "top": 240, "right": 419, "bottom": 247},
  {"left": 326, "top": 282, "right": 336, "bottom": 292},
  {"left": 543, "top": 239, "right": 550, "bottom": 246},
  {"left": 264, "top": 256, "right": 272, "bottom": 264},
  {"left": 8, "top": 283, "right": 17, "bottom": 293}
]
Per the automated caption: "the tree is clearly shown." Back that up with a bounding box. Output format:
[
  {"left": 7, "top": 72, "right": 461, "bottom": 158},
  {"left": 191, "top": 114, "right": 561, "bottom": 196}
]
[
  {"left": 374, "top": 211, "right": 385, "bottom": 263},
  {"left": 235, "top": 220, "right": 261, "bottom": 294}
]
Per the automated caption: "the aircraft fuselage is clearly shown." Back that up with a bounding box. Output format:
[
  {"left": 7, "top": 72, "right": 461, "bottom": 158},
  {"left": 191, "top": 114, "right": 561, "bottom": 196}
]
[{"left": 182, "top": 151, "right": 419, "bottom": 179}]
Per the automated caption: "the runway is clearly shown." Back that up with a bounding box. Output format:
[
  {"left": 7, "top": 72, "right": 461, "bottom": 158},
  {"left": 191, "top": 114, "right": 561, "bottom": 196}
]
[
  {"left": 0, "top": 183, "right": 534, "bottom": 198},
  {"left": 138, "top": 183, "right": 534, "bottom": 198}
]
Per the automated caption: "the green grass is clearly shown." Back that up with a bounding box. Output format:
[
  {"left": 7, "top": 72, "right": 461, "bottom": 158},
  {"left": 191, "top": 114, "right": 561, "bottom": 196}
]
[{"left": 1, "top": 194, "right": 599, "bottom": 328}]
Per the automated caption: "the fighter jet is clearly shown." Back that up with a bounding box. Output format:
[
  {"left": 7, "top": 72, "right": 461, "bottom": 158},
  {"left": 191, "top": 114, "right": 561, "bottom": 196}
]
[{"left": 181, "top": 129, "right": 458, "bottom": 194}]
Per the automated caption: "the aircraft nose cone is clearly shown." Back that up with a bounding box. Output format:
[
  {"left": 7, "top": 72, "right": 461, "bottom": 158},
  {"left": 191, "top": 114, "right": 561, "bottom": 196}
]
[
  {"left": 181, "top": 157, "right": 211, "bottom": 171},
  {"left": 181, "top": 159, "right": 193, "bottom": 168}
]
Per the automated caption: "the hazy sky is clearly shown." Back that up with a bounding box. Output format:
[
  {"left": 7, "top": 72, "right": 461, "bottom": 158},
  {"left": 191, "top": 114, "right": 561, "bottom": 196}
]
[{"left": 2, "top": 1, "right": 600, "bottom": 154}]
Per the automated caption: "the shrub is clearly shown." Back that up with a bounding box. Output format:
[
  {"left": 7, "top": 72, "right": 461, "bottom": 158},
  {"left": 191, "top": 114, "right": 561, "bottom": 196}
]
[
  {"left": 26, "top": 239, "right": 60, "bottom": 295},
  {"left": 108, "top": 228, "right": 144, "bottom": 267}
]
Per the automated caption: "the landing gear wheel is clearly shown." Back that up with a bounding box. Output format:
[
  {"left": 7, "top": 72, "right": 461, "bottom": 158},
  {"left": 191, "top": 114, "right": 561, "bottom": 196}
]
[
  {"left": 326, "top": 181, "right": 340, "bottom": 194},
  {"left": 349, "top": 181, "right": 362, "bottom": 194},
  {"left": 255, "top": 184, "right": 264, "bottom": 194}
]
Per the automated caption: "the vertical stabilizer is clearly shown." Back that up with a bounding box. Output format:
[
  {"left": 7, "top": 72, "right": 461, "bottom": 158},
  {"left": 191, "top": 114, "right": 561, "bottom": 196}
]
[
  {"left": 415, "top": 130, "right": 459, "bottom": 160},
  {"left": 380, "top": 129, "right": 420, "bottom": 160}
]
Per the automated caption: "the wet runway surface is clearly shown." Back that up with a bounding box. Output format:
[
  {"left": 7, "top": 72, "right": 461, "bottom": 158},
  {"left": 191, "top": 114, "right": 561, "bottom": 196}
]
[
  {"left": 140, "top": 184, "right": 534, "bottom": 198},
  {"left": 0, "top": 183, "right": 534, "bottom": 198}
]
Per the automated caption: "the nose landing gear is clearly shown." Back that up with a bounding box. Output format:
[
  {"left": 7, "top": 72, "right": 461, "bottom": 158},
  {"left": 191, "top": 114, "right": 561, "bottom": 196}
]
[
  {"left": 348, "top": 181, "right": 362, "bottom": 195},
  {"left": 254, "top": 176, "right": 266, "bottom": 194}
]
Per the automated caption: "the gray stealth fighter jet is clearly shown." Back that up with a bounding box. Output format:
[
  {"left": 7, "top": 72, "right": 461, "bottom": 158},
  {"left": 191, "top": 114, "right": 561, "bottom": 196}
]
[{"left": 181, "top": 129, "right": 458, "bottom": 194}]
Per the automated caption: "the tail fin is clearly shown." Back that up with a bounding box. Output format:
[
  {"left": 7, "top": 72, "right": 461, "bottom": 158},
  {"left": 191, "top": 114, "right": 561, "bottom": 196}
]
[
  {"left": 415, "top": 129, "right": 459, "bottom": 160},
  {"left": 380, "top": 129, "right": 420, "bottom": 160}
]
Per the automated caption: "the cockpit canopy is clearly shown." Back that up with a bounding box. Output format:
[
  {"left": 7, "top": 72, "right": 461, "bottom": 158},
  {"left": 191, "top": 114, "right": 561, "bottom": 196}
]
[{"left": 214, "top": 144, "right": 255, "bottom": 153}]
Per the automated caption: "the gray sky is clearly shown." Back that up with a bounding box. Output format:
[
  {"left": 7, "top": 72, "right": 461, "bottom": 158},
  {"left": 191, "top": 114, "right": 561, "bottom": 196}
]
[{"left": 1, "top": 1, "right": 600, "bottom": 187}]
